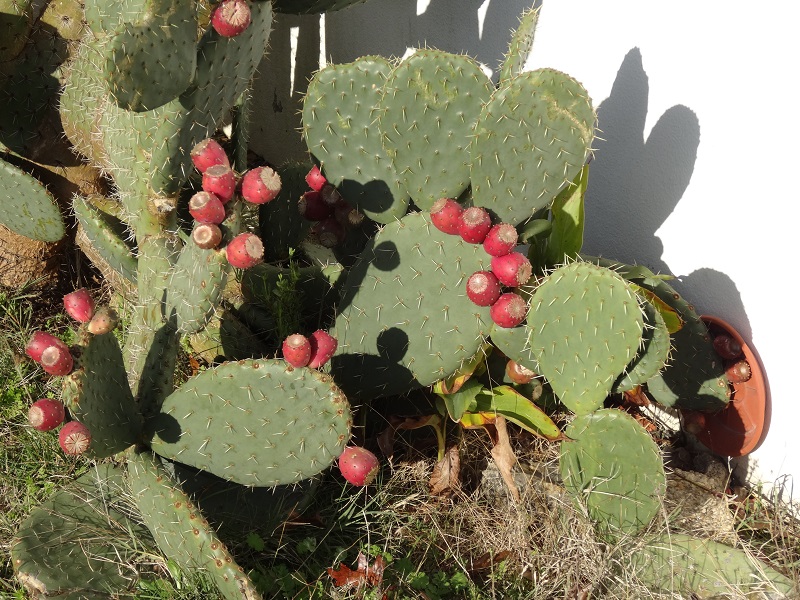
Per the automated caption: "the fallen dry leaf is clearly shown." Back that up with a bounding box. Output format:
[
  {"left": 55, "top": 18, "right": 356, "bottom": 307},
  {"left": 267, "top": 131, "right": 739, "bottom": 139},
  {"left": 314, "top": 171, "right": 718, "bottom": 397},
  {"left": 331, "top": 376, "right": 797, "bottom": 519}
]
[
  {"left": 486, "top": 416, "right": 521, "bottom": 503},
  {"left": 429, "top": 444, "right": 461, "bottom": 497},
  {"left": 327, "top": 551, "right": 386, "bottom": 589}
]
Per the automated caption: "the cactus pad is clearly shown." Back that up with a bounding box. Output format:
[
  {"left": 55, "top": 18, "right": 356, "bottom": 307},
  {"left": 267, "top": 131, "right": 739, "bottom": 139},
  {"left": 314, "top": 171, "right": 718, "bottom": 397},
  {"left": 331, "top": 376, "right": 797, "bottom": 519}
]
[
  {"left": 11, "top": 464, "right": 151, "bottom": 598},
  {"left": 471, "top": 69, "right": 595, "bottom": 225},
  {"left": 61, "top": 330, "right": 143, "bottom": 458},
  {"left": 613, "top": 298, "right": 670, "bottom": 393},
  {"left": 499, "top": 6, "right": 540, "bottom": 83},
  {"left": 73, "top": 195, "right": 138, "bottom": 283},
  {"left": 560, "top": 409, "right": 665, "bottom": 537},
  {"left": 148, "top": 359, "right": 352, "bottom": 487},
  {"left": 633, "top": 533, "right": 797, "bottom": 597},
  {"left": 303, "top": 56, "right": 410, "bottom": 223},
  {"left": 0, "top": 158, "right": 65, "bottom": 241},
  {"left": 331, "top": 211, "right": 494, "bottom": 398},
  {"left": 127, "top": 450, "right": 262, "bottom": 599},
  {"left": 378, "top": 50, "right": 493, "bottom": 210},
  {"left": 526, "top": 262, "right": 645, "bottom": 414}
]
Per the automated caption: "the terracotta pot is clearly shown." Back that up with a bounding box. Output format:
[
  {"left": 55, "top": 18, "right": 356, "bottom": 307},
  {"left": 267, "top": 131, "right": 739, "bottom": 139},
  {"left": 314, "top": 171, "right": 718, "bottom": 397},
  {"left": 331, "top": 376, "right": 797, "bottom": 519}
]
[{"left": 680, "top": 315, "right": 769, "bottom": 457}]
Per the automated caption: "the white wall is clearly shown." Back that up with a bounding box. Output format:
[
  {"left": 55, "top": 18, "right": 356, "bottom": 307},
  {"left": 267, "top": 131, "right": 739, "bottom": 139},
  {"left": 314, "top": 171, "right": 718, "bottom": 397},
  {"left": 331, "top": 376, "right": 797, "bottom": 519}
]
[{"left": 253, "top": 0, "right": 800, "bottom": 506}]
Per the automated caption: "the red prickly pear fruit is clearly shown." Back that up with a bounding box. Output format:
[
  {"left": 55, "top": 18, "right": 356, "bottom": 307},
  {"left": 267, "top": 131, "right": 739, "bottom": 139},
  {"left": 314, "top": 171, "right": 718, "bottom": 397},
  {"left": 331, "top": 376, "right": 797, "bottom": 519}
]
[
  {"left": 458, "top": 206, "right": 492, "bottom": 244},
  {"left": 226, "top": 232, "right": 263, "bottom": 268},
  {"left": 483, "top": 223, "right": 518, "bottom": 257},
  {"left": 282, "top": 334, "right": 311, "bottom": 368},
  {"left": 298, "top": 190, "right": 333, "bottom": 221},
  {"left": 192, "top": 223, "right": 223, "bottom": 250},
  {"left": 189, "top": 191, "right": 226, "bottom": 224},
  {"left": 466, "top": 270, "right": 502, "bottom": 307},
  {"left": 712, "top": 334, "right": 743, "bottom": 360},
  {"left": 40, "top": 343, "right": 74, "bottom": 376},
  {"left": 320, "top": 183, "right": 343, "bottom": 207},
  {"left": 726, "top": 360, "right": 752, "bottom": 384},
  {"left": 338, "top": 446, "right": 380, "bottom": 486},
  {"left": 59, "top": 421, "right": 91, "bottom": 455},
  {"left": 190, "top": 138, "right": 230, "bottom": 173},
  {"left": 241, "top": 166, "right": 282, "bottom": 204},
  {"left": 26, "top": 331, "right": 63, "bottom": 362},
  {"left": 202, "top": 164, "right": 237, "bottom": 203},
  {"left": 505, "top": 359, "right": 536, "bottom": 384},
  {"left": 491, "top": 252, "right": 532, "bottom": 287},
  {"left": 490, "top": 293, "right": 527, "bottom": 328},
  {"left": 308, "top": 330, "right": 337, "bottom": 369},
  {"left": 28, "top": 398, "right": 66, "bottom": 431},
  {"left": 311, "top": 217, "right": 345, "bottom": 248},
  {"left": 334, "top": 202, "right": 365, "bottom": 229},
  {"left": 211, "top": 0, "right": 251, "bottom": 37},
  {"left": 63, "top": 288, "right": 95, "bottom": 323},
  {"left": 87, "top": 306, "right": 119, "bottom": 335},
  {"left": 305, "top": 165, "right": 327, "bottom": 191},
  {"left": 430, "top": 197, "right": 463, "bottom": 235}
]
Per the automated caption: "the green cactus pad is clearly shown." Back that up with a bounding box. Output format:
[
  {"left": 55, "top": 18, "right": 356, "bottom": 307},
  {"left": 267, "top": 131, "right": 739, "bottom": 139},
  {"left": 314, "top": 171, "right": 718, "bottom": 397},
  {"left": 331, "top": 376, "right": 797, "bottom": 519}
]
[
  {"left": 61, "top": 330, "right": 143, "bottom": 458},
  {"left": 489, "top": 320, "right": 540, "bottom": 375},
  {"left": 103, "top": 0, "right": 198, "bottom": 112},
  {"left": 525, "top": 262, "right": 644, "bottom": 414},
  {"left": 272, "top": 0, "right": 367, "bottom": 13},
  {"left": 0, "top": 0, "right": 39, "bottom": 62},
  {"left": 331, "top": 211, "right": 494, "bottom": 398},
  {"left": 470, "top": 69, "right": 595, "bottom": 225},
  {"left": 0, "top": 157, "right": 65, "bottom": 241},
  {"left": 167, "top": 241, "right": 230, "bottom": 335},
  {"left": 591, "top": 259, "right": 731, "bottom": 412},
  {"left": 73, "top": 195, "right": 139, "bottom": 283},
  {"left": 560, "top": 409, "right": 666, "bottom": 537},
  {"left": 148, "top": 359, "right": 352, "bottom": 487},
  {"left": 612, "top": 298, "right": 670, "bottom": 393},
  {"left": 127, "top": 450, "right": 262, "bottom": 599},
  {"left": 11, "top": 464, "right": 152, "bottom": 598},
  {"left": 632, "top": 533, "right": 797, "bottom": 597},
  {"left": 303, "top": 56, "right": 410, "bottom": 224},
  {"left": 499, "top": 6, "right": 540, "bottom": 83},
  {"left": 378, "top": 50, "right": 493, "bottom": 210}
]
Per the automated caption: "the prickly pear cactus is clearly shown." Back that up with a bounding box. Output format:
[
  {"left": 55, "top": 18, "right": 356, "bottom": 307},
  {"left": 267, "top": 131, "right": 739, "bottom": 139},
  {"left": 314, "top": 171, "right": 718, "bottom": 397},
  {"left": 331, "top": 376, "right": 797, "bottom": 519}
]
[
  {"left": 0, "top": 158, "right": 65, "bottom": 241},
  {"left": 560, "top": 409, "right": 666, "bottom": 537}
]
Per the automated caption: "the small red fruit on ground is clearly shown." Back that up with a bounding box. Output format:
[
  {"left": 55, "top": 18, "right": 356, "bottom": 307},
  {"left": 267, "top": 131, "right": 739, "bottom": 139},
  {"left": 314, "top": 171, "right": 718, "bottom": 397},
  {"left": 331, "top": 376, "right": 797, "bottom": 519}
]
[
  {"left": 491, "top": 252, "right": 532, "bottom": 287},
  {"left": 192, "top": 223, "right": 223, "bottom": 249},
  {"left": 490, "top": 293, "right": 527, "bottom": 328},
  {"left": 338, "top": 446, "right": 380, "bottom": 486},
  {"left": 59, "top": 421, "right": 91, "bottom": 455},
  {"left": 241, "top": 166, "right": 282, "bottom": 204},
  {"left": 458, "top": 206, "right": 492, "bottom": 244},
  {"left": 466, "top": 271, "right": 502, "bottom": 307},
  {"left": 225, "top": 232, "right": 264, "bottom": 268},
  {"left": 305, "top": 165, "right": 327, "bottom": 191},
  {"left": 189, "top": 191, "right": 226, "bottom": 224},
  {"left": 202, "top": 164, "right": 237, "bottom": 203},
  {"left": 190, "top": 138, "right": 229, "bottom": 173},
  {"left": 282, "top": 334, "right": 312, "bottom": 368},
  {"left": 211, "top": 0, "right": 251, "bottom": 37},
  {"left": 28, "top": 398, "right": 66, "bottom": 431},
  {"left": 63, "top": 288, "right": 95, "bottom": 323},
  {"left": 430, "top": 198, "right": 463, "bottom": 235},
  {"left": 483, "top": 223, "right": 518, "bottom": 257},
  {"left": 308, "top": 330, "right": 337, "bottom": 369}
]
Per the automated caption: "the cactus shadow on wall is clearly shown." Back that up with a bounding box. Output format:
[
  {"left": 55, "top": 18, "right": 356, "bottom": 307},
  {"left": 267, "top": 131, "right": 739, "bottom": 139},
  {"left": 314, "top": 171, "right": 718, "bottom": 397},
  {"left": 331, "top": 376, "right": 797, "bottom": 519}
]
[{"left": 584, "top": 48, "right": 769, "bottom": 473}]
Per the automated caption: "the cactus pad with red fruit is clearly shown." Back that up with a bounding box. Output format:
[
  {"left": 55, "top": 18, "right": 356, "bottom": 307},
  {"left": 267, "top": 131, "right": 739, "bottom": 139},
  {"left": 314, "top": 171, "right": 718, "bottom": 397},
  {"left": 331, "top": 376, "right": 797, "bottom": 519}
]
[
  {"left": 63, "top": 288, "right": 95, "bottom": 323},
  {"left": 189, "top": 191, "right": 226, "bottom": 224},
  {"left": 212, "top": 0, "right": 252, "bottom": 37},
  {"left": 191, "top": 138, "right": 230, "bottom": 173},
  {"left": 282, "top": 334, "right": 312, "bottom": 368},
  {"left": 225, "top": 233, "right": 264, "bottom": 268},
  {"left": 308, "top": 330, "right": 337, "bottom": 369},
  {"left": 241, "top": 166, "right": 282, "bottom": 204},
  {"left": 202, "top": 165, "right": 237, "bottom": 203},
  {"left": 430, "top": 197, "right": 463, "bottom": 235},
  {"left": 466, "top": 270, "right": 502, "bottom": 307},
  {"left": 458, "top": 206, "right": 492, "bottom": 244},
  {"left": 59, "top": 421, "right": 92, "bottom": 455}
]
